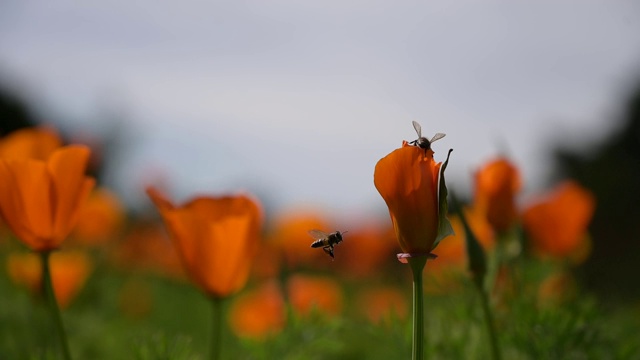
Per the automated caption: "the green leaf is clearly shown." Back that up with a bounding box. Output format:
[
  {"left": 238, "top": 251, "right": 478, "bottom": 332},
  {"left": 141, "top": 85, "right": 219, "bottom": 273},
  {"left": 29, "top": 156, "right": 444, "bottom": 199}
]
[{"left": 433, "top": 149, "right": 454, "bottom": 250}]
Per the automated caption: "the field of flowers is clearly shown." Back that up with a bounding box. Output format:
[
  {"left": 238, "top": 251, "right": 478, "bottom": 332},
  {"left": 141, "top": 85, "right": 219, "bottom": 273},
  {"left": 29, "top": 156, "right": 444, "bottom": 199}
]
[{"left": 0, "top": 125, "right": 639, "bottom": 360}]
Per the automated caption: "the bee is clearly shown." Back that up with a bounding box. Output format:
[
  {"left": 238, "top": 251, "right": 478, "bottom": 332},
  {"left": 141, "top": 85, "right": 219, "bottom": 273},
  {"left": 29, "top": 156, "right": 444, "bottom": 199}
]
[
  {"left": 308, "top": 229, "right": 347, "bottom": 259},
  {"left": 409, "top": 120, "right": 446, "bottom": 154}
]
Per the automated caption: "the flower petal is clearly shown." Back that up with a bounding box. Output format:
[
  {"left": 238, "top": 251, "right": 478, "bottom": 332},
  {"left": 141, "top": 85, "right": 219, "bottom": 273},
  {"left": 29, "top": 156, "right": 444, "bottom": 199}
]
[
  {"left": 147, "top": 189, "right": 262, "bottom": 298},
  {"left": 48, "top": 145, "right": 94, "bottom": 244},
  {"left": 374, "top": 146, "right": 440, "bottom": 253},
  {"left": 0, "top": 127, "right": 62, "bottom": 161},
  {"left": 197, "top": 215, "right": 253, "bottom": 297},
  {"left": 0, "top": 159, "right": 54, "bottom": 249},
  {"left": 146, "top": 186, "right": 175, "bottom": 212}
]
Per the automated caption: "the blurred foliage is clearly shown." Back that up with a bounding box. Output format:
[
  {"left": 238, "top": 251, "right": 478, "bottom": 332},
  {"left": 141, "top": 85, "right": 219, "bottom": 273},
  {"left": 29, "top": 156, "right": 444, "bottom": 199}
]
[
  {"left": 0, "top": 82, "right": 37, "bottom": 134},
  {"left": 1, "top": 250, "right": 638, "bottom": 359},
  {"left": 552, "top": 77, "right": 640, "bottom": 301}
]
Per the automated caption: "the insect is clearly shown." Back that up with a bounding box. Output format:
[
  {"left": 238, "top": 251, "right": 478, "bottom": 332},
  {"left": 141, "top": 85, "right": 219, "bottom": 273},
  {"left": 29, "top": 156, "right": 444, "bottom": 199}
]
[
  {"left": 308, "top": 229, "right": 347, "bottom": 259},
  {"left": 409, "top": 120, "right": 446, "bottom": 154}
]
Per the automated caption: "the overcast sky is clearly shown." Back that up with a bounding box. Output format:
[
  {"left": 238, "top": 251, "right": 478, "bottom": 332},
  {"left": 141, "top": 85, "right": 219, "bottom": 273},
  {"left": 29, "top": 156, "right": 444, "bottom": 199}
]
[{"left": 1, "top": 1, "right": 639, "bottom": 219}]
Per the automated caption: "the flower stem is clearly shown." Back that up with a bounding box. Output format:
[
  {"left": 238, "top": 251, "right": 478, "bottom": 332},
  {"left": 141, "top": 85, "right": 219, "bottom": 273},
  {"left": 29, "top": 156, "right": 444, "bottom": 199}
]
[
  {"left": 407, "top": 256, "right": 427, "bottom": 360},
  {"left": 40, "top": 251, "right": 72, "bottom": 360},
  {"left": 476, "top": 282, "right": 501, "bottom": 360},
  {"left": 210, "top": 297, "right": 223, "bottom": 360}
]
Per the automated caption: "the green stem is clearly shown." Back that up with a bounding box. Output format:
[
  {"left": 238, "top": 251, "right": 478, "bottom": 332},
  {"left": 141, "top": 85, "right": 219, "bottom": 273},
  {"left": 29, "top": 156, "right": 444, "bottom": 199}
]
[
  {"left": 407, "top": 256, "right": 427, "bottom": 360},
  {"left": 40, "top": 251, "right": 72, "bottom": 360},
  {"left": 210, "top": 297, "right": 223, "bottom": 360},
  {"left": 476, "top": 282, "right": 501, "bottom": 360}
]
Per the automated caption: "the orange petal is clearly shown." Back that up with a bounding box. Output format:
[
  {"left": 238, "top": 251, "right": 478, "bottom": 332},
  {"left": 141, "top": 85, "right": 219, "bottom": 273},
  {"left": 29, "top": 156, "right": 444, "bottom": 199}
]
[
  {"left": 49, "top": 251, "right": 93, "bottom": 308},
  {"left": 229, "top": 280, "right": 286, "bottom": 340},
  {"left": 0, "top": 127, "right": 62, "bottom": 161},
  {"left": 146, "top": 186, "right": 175, "bottom": 212},
  {"left": 357, "top": 287, "right": 408, "bottom": 325},
  {"left": 0, "top": 159, "right": 54, "bottom": 249},
  {"left": 474, "top": 157, "right": 522, "bottom": 233},
  {"left": 287, "top": 275, "right": 343, "bottom": 317},
  {"left": 161, "top": 209, "right": 206, "bottom": 285},
  {"left": 523, "top": 181, "right": 595, "bottom": 259},
  {"left": 197, "top": 215, "right": 253, "bottom": 297},
  {"left": 374, "top": 146, "right": 440, "bottom": 253},
  {"left": 6, "top": 250, "right": 93, "bottom": 308},
  {"left": 48, "top": 146, "right": 94, "bottom": 243},
  {"left": 71, "top": 188, "right": 125, "bottom": 245},
  {"left": 147, "top": 190, "right": 262, "bottom": 298}
]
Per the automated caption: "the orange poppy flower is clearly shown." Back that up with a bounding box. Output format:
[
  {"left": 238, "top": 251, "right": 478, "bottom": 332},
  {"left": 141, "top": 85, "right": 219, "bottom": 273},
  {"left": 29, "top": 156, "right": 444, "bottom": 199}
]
[
  {"left": 0, "top": 126, "right": 62, "bottom": 161},
  {"left": 374, "top": 142, "right": 453, "bottom": 255},
  {"left": 229, "top": 280, "right": 286, "bottom": 340},
  {"left": 357, "top": 286, "right": 408, "bottom": 325},
  {"left": 287, "top": 274, "right": 343, "bottom": 317},
  {"left": 71, "top": 187, "right": 125, "bottom": 246},
  {"left": 250, "top": 240, "right": 283, "bottom": 280},
  {"left": 109, "top": 220, "right": 185, "bottom": 278},
  {"left": 473, "top": 157, "right": 522, "bottom": 233},
  {"left": 146, "top": 187, "right": 262, "bottom": 299},
  {"left": 335, "top": 223, "right": 396, "bottom": 278},
  {"left": 0, "top": 145, "right": 95, "bottom": 251},
  {"left": 522, "top": 181, "right": 595, "bottom": 260},
  {"left": 6, "top": 250, "right": 93, "bottom": 308}
]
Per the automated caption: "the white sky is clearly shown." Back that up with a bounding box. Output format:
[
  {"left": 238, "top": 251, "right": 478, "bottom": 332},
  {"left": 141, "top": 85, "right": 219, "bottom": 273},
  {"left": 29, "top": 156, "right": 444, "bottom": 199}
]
[{"left": 1, "top": 1, "right": 639, "bottom": 219}]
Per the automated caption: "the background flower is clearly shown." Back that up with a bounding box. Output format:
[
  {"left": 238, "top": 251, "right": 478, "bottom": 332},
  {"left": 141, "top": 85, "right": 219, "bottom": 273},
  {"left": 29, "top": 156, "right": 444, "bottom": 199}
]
[
  {"left": 6, "top": 250, "right": 93, "bottom": 308},
  {"left": 287, "top": 274, "right": 343, "bottom": 317},
  {"left": 523, "top": 181, "right": 595, "bottom": 261},
  {"left": 147, "top": 187, "right": 263, "bottom": 298},
  {"left": 71, "top": 187, "right": 125, "bottom": 246},
  {"left": 229, "top": 280, "right": 286, "bottom": 340},
  {"left": 473, "top": 157, "right": 522, "bottom": 234},
  {"left": 0, "top": 145, "right": 95, "bottom": 251}
]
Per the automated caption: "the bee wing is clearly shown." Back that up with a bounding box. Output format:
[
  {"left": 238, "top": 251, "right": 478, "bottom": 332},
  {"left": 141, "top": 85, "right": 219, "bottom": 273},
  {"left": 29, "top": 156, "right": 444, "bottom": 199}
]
[
  {"left": 308, "top": 229, "right": 329, "bottom": 240},
  {"left": 412, "top": 121, "right": 422, "bottom": 138},
  {"left": 429, "top": 133, "right": 446, "bottom": 143}
]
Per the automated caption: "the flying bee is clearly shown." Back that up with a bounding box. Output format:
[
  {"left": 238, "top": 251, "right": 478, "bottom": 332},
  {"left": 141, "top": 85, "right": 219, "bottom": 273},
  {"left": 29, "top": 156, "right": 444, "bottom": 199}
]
[
  {"left": 308, "top": 229, "right": 347, "bottom": 259},
  {"left": 409, "top": 120, "right": 446, "bottom": 154}
]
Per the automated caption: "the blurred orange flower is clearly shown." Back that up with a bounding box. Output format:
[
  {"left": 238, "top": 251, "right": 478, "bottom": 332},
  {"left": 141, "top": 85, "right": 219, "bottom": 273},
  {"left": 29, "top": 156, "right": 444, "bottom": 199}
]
[
  {"left": 71, "top": 187, "right": 125, "bottom": 246},
  {"left": 147, "top": 187, "right": 262, "bottom": 299},
  {"left": 0, "top": 145, "right": 95, "bottom": 251},
  {"left": 357, "top": 286, "right": 408, "bottom": 325},
  {"left": 6, "top": 250, "right": 93, "bottom": 308},
  {"left": 473, "top": 157, "right": 522, "bottom": 233},
  {"left": 287, "top": 274, "right": 342, "bottom": 317},
  {"left": 229, "top": 280, "right": 286, "bottom": 340},
  {"left": 268, "top": 210, "right": 332, "bottom": 268},
  {"left": 336, "top": 223, "right": 396, "bottom": 278},
  {"left": 522, "top": 181, "right": 595, "bottom": 261},
  {"left": 374, "top": 143, "right": 453, "bottom": 254},
  {"left": 250, "top": 241, "right": 282, "bottom": 280},
  {"left": 110, "top": 220, "right": 184, "bottom": 278},
  {"left": 0, "top": 127, "right": 62, "bottom": 161}
]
